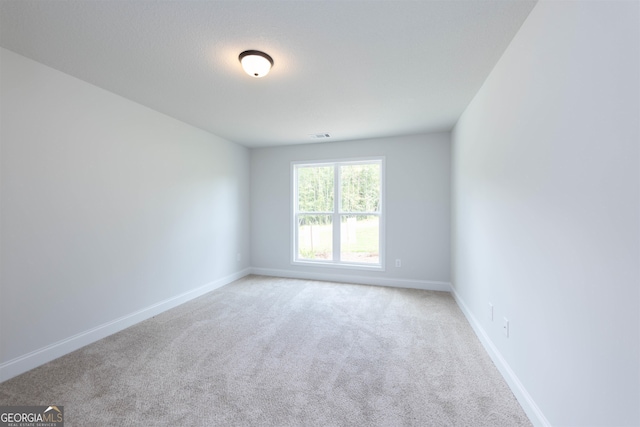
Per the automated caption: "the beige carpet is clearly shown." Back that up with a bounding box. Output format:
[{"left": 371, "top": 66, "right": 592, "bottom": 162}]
[{"left": 0, "top": 275, "right": 531, "bottom": 426}]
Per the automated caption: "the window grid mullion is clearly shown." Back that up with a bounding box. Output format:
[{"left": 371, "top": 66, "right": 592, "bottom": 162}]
[{"left": 296, "top": 211, "right": 333, "bottom": 215}]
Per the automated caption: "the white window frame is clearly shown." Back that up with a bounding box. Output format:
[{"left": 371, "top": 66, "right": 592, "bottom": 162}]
[{"left": 291, "top": 157, "right": 385, "bottom": 271}]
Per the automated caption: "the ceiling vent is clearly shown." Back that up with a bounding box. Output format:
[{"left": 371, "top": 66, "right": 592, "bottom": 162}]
[{"left": 310, "top": 133, "right": 331, "bottom": 139}]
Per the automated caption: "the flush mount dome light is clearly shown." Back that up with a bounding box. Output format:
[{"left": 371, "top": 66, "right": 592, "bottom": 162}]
[{"left": 239, "top": 50, "right": 274, "bottom": 78}]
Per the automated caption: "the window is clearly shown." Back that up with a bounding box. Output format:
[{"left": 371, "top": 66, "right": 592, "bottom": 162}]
[{"left": 292, "top": 158, "right": 384, "bottom": 269}]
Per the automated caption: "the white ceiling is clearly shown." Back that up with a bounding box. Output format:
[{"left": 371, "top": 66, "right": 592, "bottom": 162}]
[{"left": 0, "top": 0, "right": 536, "bottom": 148}]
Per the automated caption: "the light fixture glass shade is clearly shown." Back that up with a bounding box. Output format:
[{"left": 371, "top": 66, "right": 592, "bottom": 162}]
[{"left": 239, "top": 50, "right": 273, "bottom": 78}]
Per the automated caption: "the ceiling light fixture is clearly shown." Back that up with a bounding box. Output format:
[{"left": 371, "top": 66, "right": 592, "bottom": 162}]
[{"left": 239, "top": 50, "right": 274, "bottom": 78}]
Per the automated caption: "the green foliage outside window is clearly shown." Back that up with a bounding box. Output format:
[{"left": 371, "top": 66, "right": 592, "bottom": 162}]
[
  {"left": 297, "top": 166, "right": 333, "bottom": 227},
  {"left": 340, "top": 164, "right": 380, "bottom": 215},
  {"left": 297, "top": 163, "right": 380, "bottom": 226}
]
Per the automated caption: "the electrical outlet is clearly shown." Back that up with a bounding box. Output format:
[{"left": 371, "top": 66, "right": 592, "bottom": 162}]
[
  {"left": 503, "top": 317, "right": 509, "bottom": 337},
  {"left": 488, "top": 303, "right": 494, "bottom": 321},
  {"left": 395, "top": 259, "right": 401, "bottom": 268}
]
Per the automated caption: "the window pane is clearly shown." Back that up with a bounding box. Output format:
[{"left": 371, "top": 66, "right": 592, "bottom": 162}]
[
  {"left": 297, "top": 166, "right": 334, "bottom": 212},
  {"left": 340, "top": 215, "right": 379, "bottom": 264},
  {"left": 340, "top": 163, "right": 380, "bottom": 213},
  {"left": 298, "top": 215, "right": 333, "bottom": 260}
]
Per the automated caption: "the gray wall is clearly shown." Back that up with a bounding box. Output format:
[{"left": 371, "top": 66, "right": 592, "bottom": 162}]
[
  {"left": 251, "top": 133, "right": 451, "bottom": 289},
  {"left": 0, "top": 48, "right": 251, "bottom": 379},
  {"left": 451, "top": 2, "right": 639, "bottom": 426}
]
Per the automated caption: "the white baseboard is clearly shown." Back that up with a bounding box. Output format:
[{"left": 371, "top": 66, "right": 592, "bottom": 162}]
[
  {"left": 0, "top": 268, "right": 251, "bottom": 383},
  {"left": 450, "top": 285, "right": 551, "bottom": 427},
  {"left": 250, "top": 267, "right": 451, "bottom": 292}
]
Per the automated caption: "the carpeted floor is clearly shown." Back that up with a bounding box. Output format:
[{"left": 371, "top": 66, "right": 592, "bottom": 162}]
[{"left": 0, "top": 275, "right": 531, "bottom": 426}]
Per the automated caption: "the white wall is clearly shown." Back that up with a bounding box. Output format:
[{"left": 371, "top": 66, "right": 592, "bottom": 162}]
[
  {"left": 451, "top": 1, "right": 639, "bottom": 426},
  {"left": 0, "top": 48, "right": 251, "bottom": 380},
  {"left": 251, "top": 133, "right": 451, "bottom": 290}
]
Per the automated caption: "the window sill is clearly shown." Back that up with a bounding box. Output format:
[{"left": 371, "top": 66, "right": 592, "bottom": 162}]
[{"left": 292, "top": 259, "right": 385, "bottom": 272}]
